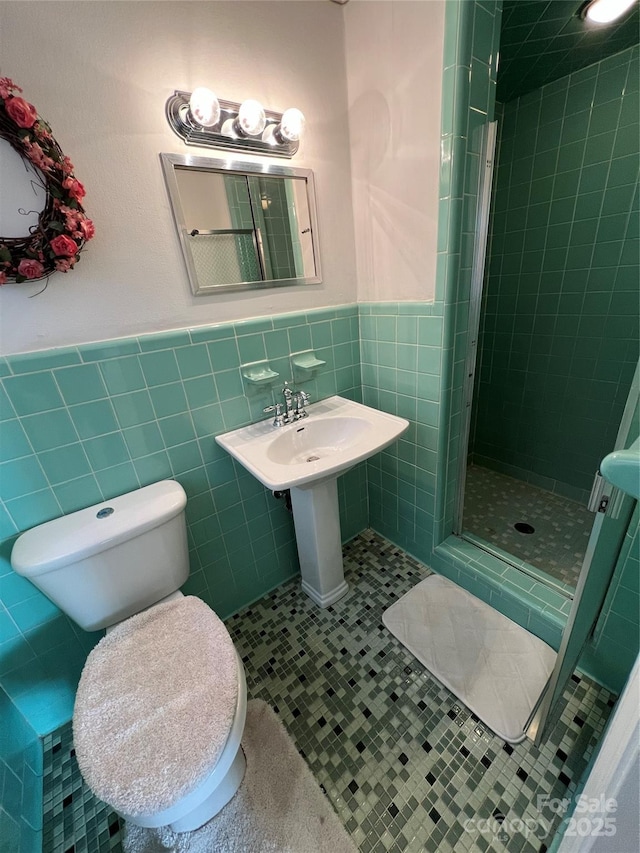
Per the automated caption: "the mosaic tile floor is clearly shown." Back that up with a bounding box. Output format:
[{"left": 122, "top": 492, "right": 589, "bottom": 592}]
[
  {"left": 42, "top": 531, "right": 615, "bottom": 853},
  {"left": 463, "top": 466, "right": 593, "bottom": 589}
]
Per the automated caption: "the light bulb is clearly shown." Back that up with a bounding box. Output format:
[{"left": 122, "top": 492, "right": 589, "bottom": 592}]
[
  {"left": 279, "top": 108, "right": 305, "bottom": 142},
  {"left": 237, "top": 99, "right": 266, "bottom": 136},
  {"left": 583, "top": 0, "right": 637, "bottom": 24},
  {"left": 188, "top": 87, "right": 220, "bottom": 128}
]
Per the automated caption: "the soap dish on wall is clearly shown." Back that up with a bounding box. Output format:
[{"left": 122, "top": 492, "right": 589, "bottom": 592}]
[
  {"left": 242, "top": 361, "right": 280, "bottom": 387},
  {"left": 291, "top": 350, "right": 326, "bottom": 382}
]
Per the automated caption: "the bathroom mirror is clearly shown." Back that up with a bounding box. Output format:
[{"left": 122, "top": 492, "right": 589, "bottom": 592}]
[{"left": 160, "top": 152, "right": 322, "bottom": 295}]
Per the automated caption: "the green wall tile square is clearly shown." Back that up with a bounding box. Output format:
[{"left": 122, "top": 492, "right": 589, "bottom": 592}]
[
  {"left": 38, "top": 444, "right": 91, "bottom": 485},
  {"left": 83, "top": 432, "right": 130, "bottom": 471},
  {"left": 138, "top": 350, "right": 180, "bottom": 386},
  {"left": 157, "top": 413, "right": 196, "bottom": 448},
  {"left": 167, "top": 441, "right": 202, "bottom": 475},
  {"left": 95, "top": 463, "right": 140, "bottom": 500},
  {"left": 111, "top": 390, "right": 155, "bottom": 428},
  {"left": 184, "top": 376, "right": 218, "bottom": 410},
  {"left": 149, "top": 383, "right": 188, "bottom": 418},
  {"left": 21, "top": 410, "right": 78, "bottom": 453},
  {"left": 3, "top": 374, "right": 63, "bottom": 416},
  {"left": 134, "top": 451, "right": 173, "bottom": 486},
  {"left": 191, "top": 403, "right": 225, "bottom": 438},
  {"left": 0, "top": 504, "right": 17, "bottom": 539},
  {"left": 0, "top": 386, "right": 16, "bottom": 422},
  {"left": 53, "top": 363, "right": 108, "bottom": 408},
  {"left": 0, "top": 457, "right": 48, "bottom": 501},
  {"left": 99, "top": 357, "right": 146, "bottom": 395},
  {"left": 215, "top": 370, "right": 244, "bottom": 401},
  {"left": 5, "top": 489, "right": 60, "bottom": 530},
  {"left": 69, "top": 400, "right": 119, "bottom": 439},
  {"left": 0, "top": 421, "right": 31, "bottom": 463},
  {"left": 123, "top": 422, "right": 165, "bottom": 458},
  {"left": 237, "top": 334, "right": 266, "bottom": 365},
  {"left": 52, "top": 476, "right": 102, "bottom": 514},
  {"left": 222, "top": 397, "right": 251, "bottom": 430},
  {"left": 207, "top": 338, "right": 240, "bottom": 371},
  {"left": 175, "top": 344, "right": 212, "bottom": 380}
]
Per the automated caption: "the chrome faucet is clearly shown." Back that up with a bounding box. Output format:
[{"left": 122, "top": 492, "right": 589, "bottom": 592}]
[
  {"left": 293, "top": 389, "right": 310, "bottom": 420},
  {"left": 263, "top": 383, "right": 311, "bottom": 427}
]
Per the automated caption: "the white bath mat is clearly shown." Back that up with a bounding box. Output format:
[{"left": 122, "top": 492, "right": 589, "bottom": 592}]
[
  {"left": 123, "top": 699, "right": 357, "bottom": 853},
  {"left": 382, "top": 574, "right": 556, "bottom": 743}
]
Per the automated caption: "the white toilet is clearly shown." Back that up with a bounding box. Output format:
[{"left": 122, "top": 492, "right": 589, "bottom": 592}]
[{"left": 11, "top": 479, "right": 247, "bottom": 833}]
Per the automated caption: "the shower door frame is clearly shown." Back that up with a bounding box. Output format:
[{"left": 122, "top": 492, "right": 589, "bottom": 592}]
[{"left": 453, "top": 119, "right": 498, "bottom": 537}]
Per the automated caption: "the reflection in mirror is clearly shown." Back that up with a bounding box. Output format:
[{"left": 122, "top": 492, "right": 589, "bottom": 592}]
[{"left": 160, "top": 153, "right": 321, "bottom": 295}]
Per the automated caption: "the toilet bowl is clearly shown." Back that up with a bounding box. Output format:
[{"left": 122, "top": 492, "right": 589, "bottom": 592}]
[{"left": 11, "top": 480, "right": 247, "bottom": 832}]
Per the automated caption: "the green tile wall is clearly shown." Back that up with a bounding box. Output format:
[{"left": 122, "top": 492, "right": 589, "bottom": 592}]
[
  {"left": 0, "top": 685, "right": 41, "bottom": 853},
  {"left": 434, "top": 0, "right": 503, "bottom": 545},
  {"left": 0, "top": 305, "right": 365, "bottom": 734},
  {"left": 360, "top": 302, "right": 445, "bottom": 563},
  {"left": 472, "top": 44, "right": 639, "bottom": 497}
]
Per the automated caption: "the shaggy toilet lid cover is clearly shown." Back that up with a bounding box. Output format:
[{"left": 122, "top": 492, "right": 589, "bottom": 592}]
[{"left": 73, "top": 596, "right": 238, "bottom": 818}]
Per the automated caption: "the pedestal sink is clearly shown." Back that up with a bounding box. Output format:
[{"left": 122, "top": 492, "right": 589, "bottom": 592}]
[{"left": 216, "top": 396, "right": 409, "bottom": 607}]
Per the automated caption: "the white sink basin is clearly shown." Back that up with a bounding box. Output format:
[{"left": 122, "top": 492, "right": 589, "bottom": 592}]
[{"left": 216, "top": 396, "right": 409, "bottom": 491}]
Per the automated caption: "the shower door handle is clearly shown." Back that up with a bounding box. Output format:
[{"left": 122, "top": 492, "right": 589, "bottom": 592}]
[{"left": 587, "top": 471, "right": 609, "bottom": 513}]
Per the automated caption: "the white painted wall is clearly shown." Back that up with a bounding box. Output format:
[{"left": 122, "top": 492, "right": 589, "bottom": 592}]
[
  {"left": 344, "top": 0, "right": 444, "bottom": 303},
  {"left": 0, "top": 1, "right": 357, "bottom": 354}
]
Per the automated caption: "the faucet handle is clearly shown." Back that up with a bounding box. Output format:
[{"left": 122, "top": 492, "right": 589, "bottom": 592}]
[
  {"left": 298, "top": 390, "right": 310, "bottom": 405},
  {"left": 263, "top": 402, "right": 285, "bottom": 426}
]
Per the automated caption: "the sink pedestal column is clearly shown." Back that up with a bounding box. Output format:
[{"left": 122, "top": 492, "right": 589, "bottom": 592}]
[{"left": 289, "top": 478, "right": 349, "bottom": 608}]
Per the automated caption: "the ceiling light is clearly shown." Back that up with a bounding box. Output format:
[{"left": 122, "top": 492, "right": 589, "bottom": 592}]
[{"left": 581, "top": 0, "right": 637, "bottom": 24}]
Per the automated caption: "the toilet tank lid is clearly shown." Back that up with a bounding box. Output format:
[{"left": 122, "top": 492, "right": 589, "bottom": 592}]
[{"left": 11, "top": 480, "right": 187, "bottom": 578}]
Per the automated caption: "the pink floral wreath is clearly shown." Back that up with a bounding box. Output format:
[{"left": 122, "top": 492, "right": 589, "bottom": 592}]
[{"left": 0, "top": 78, "right": 94, "bottom": 286}]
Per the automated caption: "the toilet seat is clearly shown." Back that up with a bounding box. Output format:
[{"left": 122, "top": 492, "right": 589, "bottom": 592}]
[{"left": 73, "top": 596, "right": 241, "bottom": 821}]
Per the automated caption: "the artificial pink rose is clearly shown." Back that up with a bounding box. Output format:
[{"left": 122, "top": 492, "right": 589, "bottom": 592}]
[
  {"left": 58, "top": 204, "right": 79, "bottom": 232},
  {"left": 17, "top": 259, "right": 44, "bottom": 279},
  {"left": 0, "top": 78, "right": 21, "bottom": 99},
  {"left": 54, "top": 258, "right": 75, "bottom": 273},
  {"left": 34, "top": 121, "right": 52, "bottom": 142},
  {"left": 62, "top": 176, "right": 86, "bottom": 202},
  {"left": 78, "top": 218, "right": 95, "bottom": 241},
  {"left": 5, "top": 96, "right": 38, "bottom": 128},
  {"left": 50, "top": 234, "right": 78, "bottom": 257},
  {"left": 61, "top": 156, "right": 74, "bottom": 175},
  {"left": 0, "top": 271, "right": 7, "bottom": 285},
  {"left": 24, "top": 141, "right": 55, "bottom": 172}
]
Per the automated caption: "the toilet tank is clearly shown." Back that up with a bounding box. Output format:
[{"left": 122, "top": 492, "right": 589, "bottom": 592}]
[{"left": 11, "top": 480, "right": 189, "bottom": 632}]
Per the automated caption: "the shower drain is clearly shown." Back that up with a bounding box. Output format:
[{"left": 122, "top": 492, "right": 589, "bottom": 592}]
[
  {"left": 514, "top": 522, "right": 535, "bottom": 534},
  {"left": 306, "top": 455, "right": 320, "bottom": 462}
]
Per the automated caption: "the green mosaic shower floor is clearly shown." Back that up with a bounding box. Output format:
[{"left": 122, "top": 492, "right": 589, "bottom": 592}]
[
  {"left": 42, "top": 531, "right": 614, "bottom": 853},
  {"left": 464, "top": 465, "right": 593, "bottom": 589}
]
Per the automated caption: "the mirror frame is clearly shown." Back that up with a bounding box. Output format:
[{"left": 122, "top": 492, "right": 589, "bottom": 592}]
[{"left": 160, "top": 152, "right": 322, "bottom": 295}]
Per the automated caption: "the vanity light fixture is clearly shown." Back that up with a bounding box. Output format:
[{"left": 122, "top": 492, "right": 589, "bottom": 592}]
[
  {"left": 580, "top": 0, "right": 637, "bottom": 23},
  {"left": 166, "top": 89, "right": 305, "bottom": 158}
]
